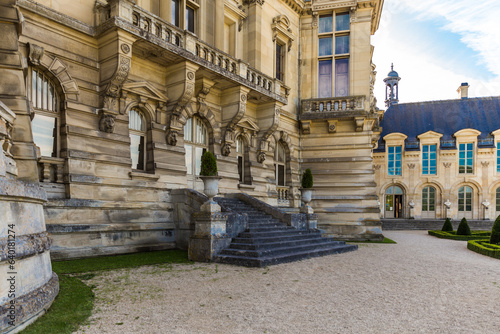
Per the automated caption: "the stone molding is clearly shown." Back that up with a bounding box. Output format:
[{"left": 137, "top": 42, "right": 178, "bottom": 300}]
[
  {"left": 0, "top": 178, "right": 47, "bottom": 202},
  {"left": 0, "top": 272, "right": 59, "bottom": 333},
  {"left": 0, "top": 232, "right": 51, "bottom": 262}
]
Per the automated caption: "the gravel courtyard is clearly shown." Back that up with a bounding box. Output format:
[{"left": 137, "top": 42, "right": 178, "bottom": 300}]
[{"left": 76, "top": 231, "right": 500, "bottom": 334}]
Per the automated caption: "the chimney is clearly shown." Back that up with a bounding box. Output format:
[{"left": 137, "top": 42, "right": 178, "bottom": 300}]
[{"left": 457, "top": 82, "right": 469, "bottom": 99}]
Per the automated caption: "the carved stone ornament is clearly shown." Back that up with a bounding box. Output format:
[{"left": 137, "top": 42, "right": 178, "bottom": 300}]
[
  {"left": 407, "top": 163, "right": 416, "bottom": 169},
  {"left": 481, "top": 161, "right": 490, "bottom": 167},
  {"left": 257, "top": 150, "right": 266, "bottom": 163},
  {"left": 121, "top": 43, "right": 131, "bottom": 54},
  {"left": 187, "top": 71, "right": 195, "bottom": 80},
  {"left": 221, "top": 142, "right": 232, "bottom": 156},
  {"left": 99, "top": 112, "right": 116, "bottom": 133},
  {"left": 443, "top": 162, "right": 452, "bottom": 168},
  {"left": 28, "top": 43, "right": 44, "bottom": 66},
  {"left": 166, "top": 129, "right": 178, "bottom": 146},
  {"left": 373, "top": 165, "right": 381, "bottom": 170},
  {"left": 301, "top": 121, "right": 311, "bottom": 134}
]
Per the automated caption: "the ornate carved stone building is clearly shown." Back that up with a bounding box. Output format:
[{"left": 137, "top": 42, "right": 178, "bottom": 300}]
[
  {"left": 1, "top": 0, "right": 385, "bottom": 271},
  {"left": 375, "top": 68, "right": 500, "bottom": 221}
]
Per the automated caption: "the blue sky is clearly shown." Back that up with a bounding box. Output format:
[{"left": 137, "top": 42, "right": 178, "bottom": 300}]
[{"left": 372, "top": 0, "right": 500, "bottom": 108}]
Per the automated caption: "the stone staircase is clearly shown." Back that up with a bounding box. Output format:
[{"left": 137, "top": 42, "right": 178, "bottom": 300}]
[{"left": 214, "top": 197, "right": 357, "bottom": 267}]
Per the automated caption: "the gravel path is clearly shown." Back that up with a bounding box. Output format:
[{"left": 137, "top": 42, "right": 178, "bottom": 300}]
[{"left": 75, "top": 231, "right": 500, "bottom": 334}]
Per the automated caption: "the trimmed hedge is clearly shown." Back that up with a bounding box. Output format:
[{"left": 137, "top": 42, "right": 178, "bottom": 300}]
[
  {"left": 456, "top": 217, "right": 471, "bottom": 235},
  {"left": 441, "top": 218, "right": 453, "bottom": 232},
  {"left": 467, "top": 240, "right": 500, "bottom": 259},
  {"left": 490, "top": 215, "right": 500, "bottom": 244},
  {"left": 428, "top": 230, "right": 490, "bottom": 241}
]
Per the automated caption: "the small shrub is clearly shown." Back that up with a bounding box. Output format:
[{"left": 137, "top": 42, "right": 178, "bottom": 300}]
[
  {"left": 441, "top": 218, "right": 453, "bottom": 232},
  {"left": 301, "top": 168, "right": 313, "bottom": 189},
  {"left": 490, "top": 215, "right": 500, "bottom": 245},
  {"left": 200, "top": 151, "right": 217, "bottom": 176},
  {"left": 456, "top": 217, "right": 471, "bottom": 236}
]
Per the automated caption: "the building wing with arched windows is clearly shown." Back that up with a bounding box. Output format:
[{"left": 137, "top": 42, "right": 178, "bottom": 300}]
[{"left": 374, "top": 69, "right": 500, "bottom": 221}]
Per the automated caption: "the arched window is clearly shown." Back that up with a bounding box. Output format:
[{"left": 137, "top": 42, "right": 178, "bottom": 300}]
[
  {"left": 129, "top": 108, "right": 147, "bottom": 170},
  {"left": 275, "top": 142, "right": 286, "bottom": 186},
  {"left": 236, "top": 136, "right": 245, "bottom": 183},
  {"left": 184, "top": 116, "right": 208, "bottom": 175},
  {"left": 385, "top": 185, "right": 403, "bottom": 218},
  {"left": 422, "top": 186, "right": 436, "bottom": 218},
  {"left": 496, "top": 187, "right": 500, "bottom": 213},
  {"left": 31, "top": 69, "right": 59, "bottom": 157},
  {"left": 458, "top": 186, "right": 473, "bottom": 218}
]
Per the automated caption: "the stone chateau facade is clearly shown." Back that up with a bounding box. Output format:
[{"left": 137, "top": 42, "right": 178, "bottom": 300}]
[
  {"left": 375, "top": 68, "right": 500, "bottom": 221},
  {"left": 1, "top": 0, "right": 385, "bottom": 329}
]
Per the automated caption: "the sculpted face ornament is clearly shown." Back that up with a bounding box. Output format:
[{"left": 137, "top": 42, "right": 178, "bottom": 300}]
[
  {"left": 257, "top": 151, "right": 266, "bottom": 163},
  {"left": 221, "top": 142, "right": 231, "bottom": 156},
  {"left": 166, "top": 130, "right": 178, "bottom": 146},
  {"left": 99, "top": 113, "right": 116, "bottom": 133}
]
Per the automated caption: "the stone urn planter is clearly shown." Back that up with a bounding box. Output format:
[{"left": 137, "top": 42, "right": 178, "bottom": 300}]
[
  {"left": 300, "top": 188, "right": 313, "bottom": 205},
  {"left": 200, "top": 175, "right": 221, "bottom": 201}
]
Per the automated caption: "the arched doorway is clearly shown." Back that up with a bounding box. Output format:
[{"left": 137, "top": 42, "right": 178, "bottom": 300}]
[
  {"left": 385, "top": 185, "right": 404, "bottom": 218},
  {"left": 421, "top": 186, "right": 436, "bottom": 219},
  {"left": 458, "top": 186, "right": 473, "bottom": 219}
]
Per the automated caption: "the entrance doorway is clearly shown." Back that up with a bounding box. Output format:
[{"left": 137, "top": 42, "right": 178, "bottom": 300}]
[{"left": 385, "top": 185, "right": 404, "bottom": 218}]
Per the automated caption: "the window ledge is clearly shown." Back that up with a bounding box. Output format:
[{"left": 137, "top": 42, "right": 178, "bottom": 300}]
[
  {"left": 129, "top": 171, "right": 160, "bottom": 180},
  {"left": 238, "top": 184, "right": 255, "bottom": 190}
]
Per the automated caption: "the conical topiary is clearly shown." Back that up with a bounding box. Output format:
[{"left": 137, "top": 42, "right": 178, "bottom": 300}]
[
  {"left": 441, "top": 218, "right": 453, "bottom": 232},
  {"left": 490, "top": 215, "right": 500, "bottom": 244},
  {"left": 200, "top": 151, "right": 217, "bottom": 176},
  {"left": 301, "top": 168, "right": 313, "bottom": 189},
  {"left": 456, "top": 217, "right": 471, "bottom": 236}
]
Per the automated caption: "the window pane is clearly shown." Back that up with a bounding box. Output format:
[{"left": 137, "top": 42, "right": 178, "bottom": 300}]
[
  {"left": 319, "top": 37, "right": 332, "bottom": 56},
  {"left": 32, "top": 114, "right": 56, "bottom": 157},
  {"left": 318, "top": 60, "right": 332, "bottom": 98},
  {"left": 186, "top": 6, "right": 195, "bottom": 32},
  {"left": 32, "top": 70, "right": 37, "bottom": 106},
  {"left": 185, "top": 144, "right": 193, "bottom": 174},
  {"left": 172, "top": 0, "right": 179, "bottom": 26},
  {"left": 184, "top": 118, "right": 192, "bottom": 142},
  {"left": 335, "top": 35, "right": 349, "bottom": 54},
  {"left": 319, "top": 15, "right": 333, "bottom": 33},
  {"left": 42, "top": 77, "right": 48, "bottom": 110},
  {"left": 335, "top": 13, "right": 349, "bottom": 31},
  {"left": 276, "top": 43, "right": 284, "bottom": 81},
  {"left": 278, "top": 164, "right": 285, "bottom": 186},
  {"left": 238, "top": 156, "right": 243, "bottom": 182},
  {"left": 335, "top": 58, "right": 349, "bottom": 97},
  {"left": 496, "top": 188, "right": 500, "bottom": 211},
  {"left": 37, "top": 74, "right": 42, "bottom": 108},
  {"left": 130, "top": 134, "right": 144, "bottom": 170},
  {"left": 129, "top": 109, "right": 145, "bottom": 131},
  {"left": 48, "top": 83, "right": 54, "bottom": 111},
  {"left": 195, "top": 147, "right": 204, "bottom": 175}
]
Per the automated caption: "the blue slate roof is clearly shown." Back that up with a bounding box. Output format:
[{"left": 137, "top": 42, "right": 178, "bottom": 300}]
[{"left": 375, "top": 96, "right": 500, "bottom": 152}]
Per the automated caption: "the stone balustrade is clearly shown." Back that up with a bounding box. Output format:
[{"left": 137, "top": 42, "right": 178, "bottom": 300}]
[
  {"left": 301, "top": 96, "right": 365, "bottom": 114},
  {"left": 127, "top": 3, "right": 277, "bottom": 96},
  {"left": 277, "top": 186, "right": 290, "bottom": 206},
  {"left": 38, "top": 156, "right": 65, "bottom": 183}
]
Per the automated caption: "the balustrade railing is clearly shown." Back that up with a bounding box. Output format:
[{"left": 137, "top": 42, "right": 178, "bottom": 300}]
[
  {"left": 124, "top": 3, "right": 277, "bottom": 96},
  {"left": 38, "top": 157, "right": 65, "bottom": 183},
  {"left": 301, "top": 96, "right": 365, "bottom": 114},
  {"left": 277, "top": 186, "right": 290, "bottom": 206}
]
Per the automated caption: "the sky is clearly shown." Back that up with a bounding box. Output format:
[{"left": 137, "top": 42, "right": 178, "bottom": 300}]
[{"left": 371, "top": 0, "right": 500, "bottom": 108}]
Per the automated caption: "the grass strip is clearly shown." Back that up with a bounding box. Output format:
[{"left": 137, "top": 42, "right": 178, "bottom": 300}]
[
  {"left": 348, "top": 237, "right": 397, "bottom": 244},
  {"left": 22, "top": 250, "right": 191, "bottom": 333},
  {"left": 52, "top": 249, "right": 191, "bottom": 274},
  {"left": 428, "top": 230, "right": 490, "bottom": 241}
]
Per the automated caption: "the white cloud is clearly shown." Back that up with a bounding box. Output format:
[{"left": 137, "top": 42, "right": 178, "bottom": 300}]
[{"left": 372, "top": 0, "right": 500, "bottom": 107}]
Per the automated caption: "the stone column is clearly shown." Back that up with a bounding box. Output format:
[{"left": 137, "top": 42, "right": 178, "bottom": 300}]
[{"left": 0, "top": 3, "right": 58, "bottom": 331}]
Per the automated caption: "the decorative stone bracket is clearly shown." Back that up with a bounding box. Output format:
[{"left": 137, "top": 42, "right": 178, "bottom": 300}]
[
  {"left": 257, "top": 106, "right": 281, "bottom": 162},
  {"left": 221, "top": 90, "right": 248, "bottom": 156}
]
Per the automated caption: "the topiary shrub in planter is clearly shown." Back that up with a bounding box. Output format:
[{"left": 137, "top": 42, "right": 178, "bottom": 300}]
[
  {"left": 200, "top": 151, "right": 218, "bottom": 176},
  {"left": 490, "top": 215, "right": 500, "bottom": 245},
  {"left": 301, "top": 168, "right": 313, "bottom": 189},
  {"left": 441, "top": 218, "right": 453, "bottom": 232},
  {"left": 456, "top": 217, "right": 471, "bottom": 236}
]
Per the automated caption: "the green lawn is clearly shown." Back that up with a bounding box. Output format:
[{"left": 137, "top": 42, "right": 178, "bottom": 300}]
[
  {"left": 348, "top": 237, "right": 397, "bottom": 244},
  {"left": 22, "top": 250, "right": 191, "bottom": 334}
]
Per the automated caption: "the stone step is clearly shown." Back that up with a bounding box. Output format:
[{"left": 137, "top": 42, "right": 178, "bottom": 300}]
[
  {"left": 245, "top": 225, "right": 295, "bottom": 233},
  {"left": 238, "top": 229, "right": 317, "bottom": 239},
  {"left": 215, "top": 244, "right": 358, "bottom": 267},
  {"left": 232, "top": 231, "right": 323, "bottom": 244},
  {"left": 220, "top": 239, "right": 346, "bottom": 257},
  {"left": 229, "top": 236, "right": 340, "bottom": 251}
]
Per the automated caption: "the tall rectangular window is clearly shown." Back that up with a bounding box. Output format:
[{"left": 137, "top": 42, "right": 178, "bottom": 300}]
[
  {"left": 388, "top": 146, "right": 402, "bottom": 176},
  {"left": 171, "top": 0, "right": 180, "bottom": 27},
  {"left": 318, "top": 12, "right": 349, "bottom": 98},
  {"left": 275, "top": 42, "right": 285, "bottom": 81},
  {"left": 497, "top": 142, "right": 500, "bottom": 173},
  {"left": 186, "top": 6, "right": 195, "bottom": 33},
  {"left": 422, "top": 144, "right": 437, "bottom": 175},
  {"left": 459, "top": 143, "right": 474, "bottom": 174}
]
